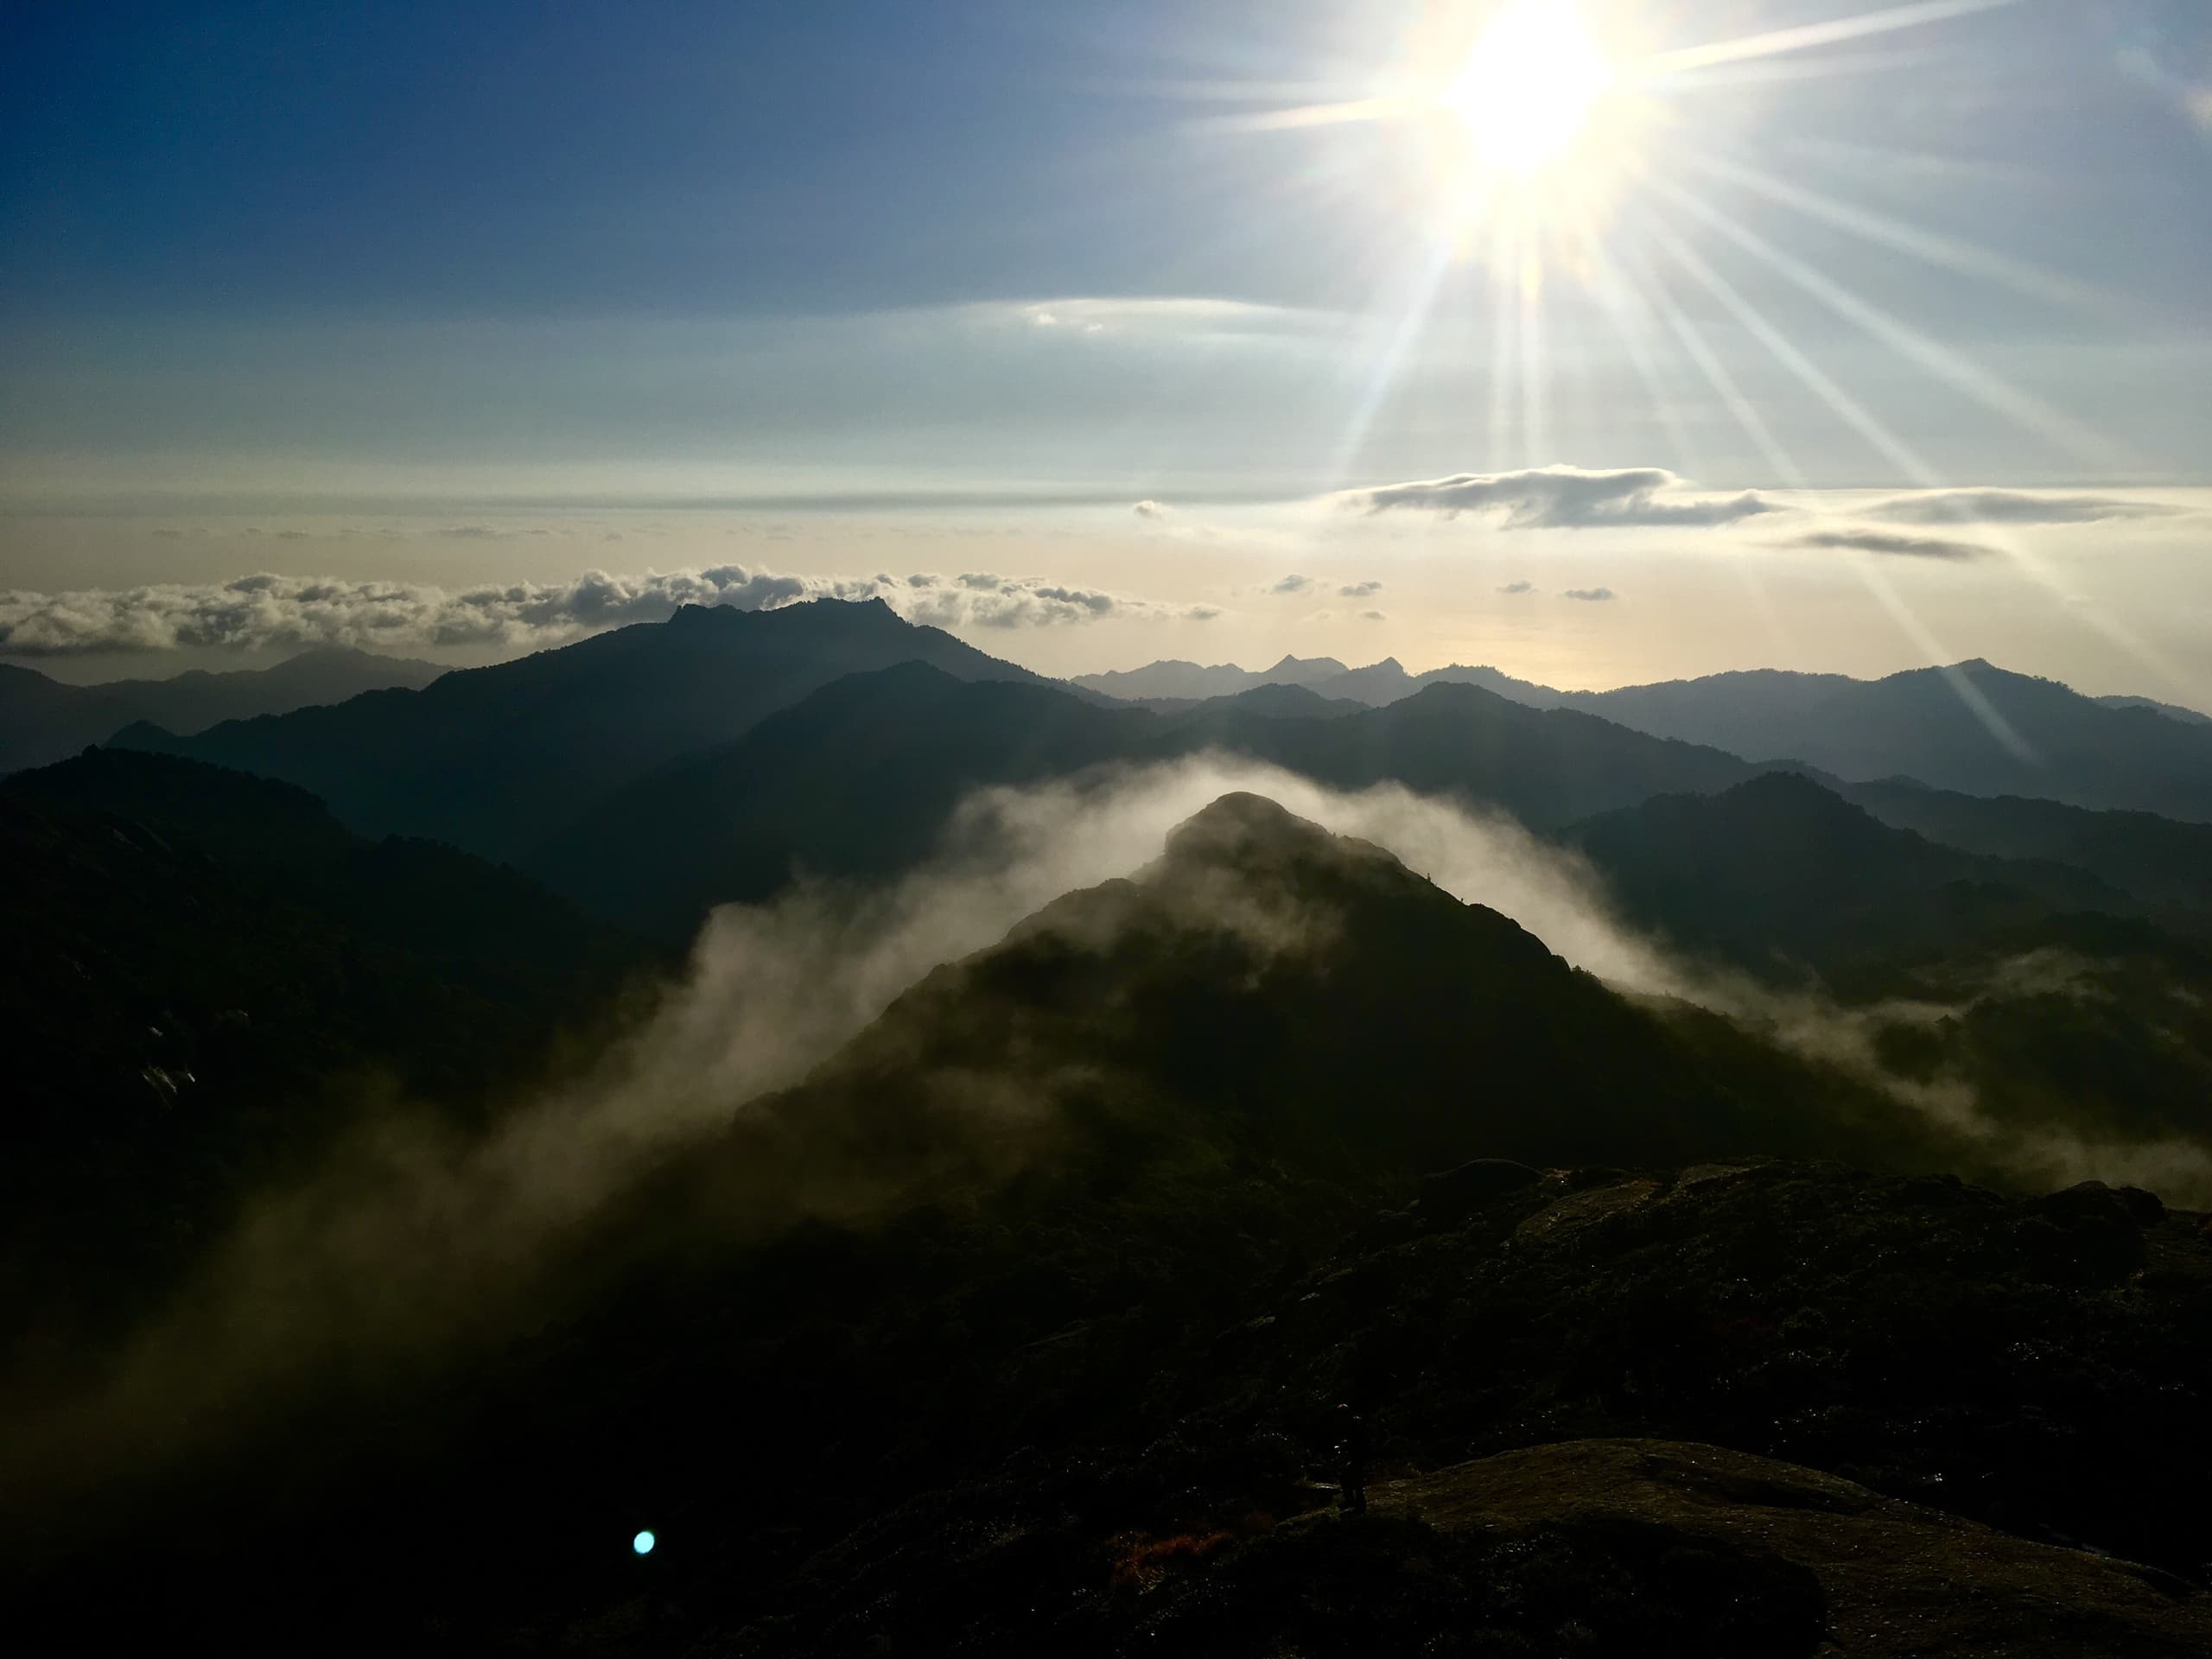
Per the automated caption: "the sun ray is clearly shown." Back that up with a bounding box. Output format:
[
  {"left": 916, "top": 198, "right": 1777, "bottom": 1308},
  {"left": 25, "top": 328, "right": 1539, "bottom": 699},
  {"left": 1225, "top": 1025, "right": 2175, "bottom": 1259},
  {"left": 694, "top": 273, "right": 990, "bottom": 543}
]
[
  {"left": 1323, "top": 230, "right": 1460, "bottom": 488},
  {"left": 1643, "top": 210, "right": 1924, "bottom": 480},
  {"left": 1588, "top": 252, "right": 1700, "bottom": 476},
  {"left": 1487, "top": 227, "right": 1521, "bottom": 466},
  {"left": 1194, "top": 96, "right": 1410, "bottom": 136},
  {"left": 1632, "top": 0, "right": 2023, "bottom": 81},
  {"left": 1602, "top": 247, "right": 1803, "bottom": 663},
  {"left": 1630, "top": 244, "right": 1800, "bottom": 488},
  {"left": 1675, "top": 148, "right": 2120, "bottom": 316},
  {"left": 1640, "top": 216, "right": 2040, "bottom": 763},
  {"left": 1648, "top": 194, "right": 2198, "bottom": 712},
  {"left": 1517, "top": 240, "right": 1548, "bottom": 467},
  {"left": 1649, "top": 175, "right": 2132, "bottom": 473}
]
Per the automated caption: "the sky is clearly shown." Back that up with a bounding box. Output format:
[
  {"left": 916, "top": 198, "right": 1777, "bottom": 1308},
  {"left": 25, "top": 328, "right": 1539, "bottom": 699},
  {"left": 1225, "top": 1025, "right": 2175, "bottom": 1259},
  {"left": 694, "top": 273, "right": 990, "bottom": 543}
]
[{"left": 3, "top": 0, "right": 2209, "bottom": 699}]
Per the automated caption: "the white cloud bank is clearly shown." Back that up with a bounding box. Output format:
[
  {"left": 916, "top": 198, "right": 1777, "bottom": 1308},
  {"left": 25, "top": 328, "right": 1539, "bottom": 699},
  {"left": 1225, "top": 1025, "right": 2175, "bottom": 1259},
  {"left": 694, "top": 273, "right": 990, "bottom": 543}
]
[{"left": 0, "top": 566, "right": 1219, "bottom": 657}]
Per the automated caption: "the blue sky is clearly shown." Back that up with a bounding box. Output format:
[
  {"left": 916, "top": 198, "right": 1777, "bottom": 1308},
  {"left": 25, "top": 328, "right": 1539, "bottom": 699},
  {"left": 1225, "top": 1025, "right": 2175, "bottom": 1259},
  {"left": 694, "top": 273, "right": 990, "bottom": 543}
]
[{"left": 2, "top": 1, "right": 2209, "bottom": 696}]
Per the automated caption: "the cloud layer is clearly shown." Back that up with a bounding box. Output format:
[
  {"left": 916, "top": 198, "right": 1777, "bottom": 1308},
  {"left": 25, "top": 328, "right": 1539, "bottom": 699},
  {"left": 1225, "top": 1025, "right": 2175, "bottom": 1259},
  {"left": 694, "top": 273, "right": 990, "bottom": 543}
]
[
  {"left": 0, "top": 566, "right": 1217, "bottom": 657},
  {"left": 1785, "top": 528, "right": 1990, "bottom": 561},
  {"left": 1866, "top": 489, "right": 2186, "bottom": 526},
  {"left": 1353, "top": 465, "right": 1778, "bottom": 528}
]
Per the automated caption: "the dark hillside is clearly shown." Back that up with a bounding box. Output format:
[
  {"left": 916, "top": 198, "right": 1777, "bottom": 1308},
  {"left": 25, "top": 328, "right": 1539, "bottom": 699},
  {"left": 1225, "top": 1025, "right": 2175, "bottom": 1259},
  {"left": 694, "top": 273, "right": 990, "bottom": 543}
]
[
  {"left": 0, "top": 646, "right": 443, "bottom": 775},
  {"left": 528, "top": 665, "right": 1763, "bottom": 941},
  {"left": 1567, "top": 773, "right": 2212, "bottom": 1150},
  {"left": 1567, "top": 772, "right": 2139, "bottom": 985},
  {"left": 1844, "top": 776, "right": 2212, "bottom": 925},
  {"left": 0, "top": 748, "right": 657, "bottom": 1339}
]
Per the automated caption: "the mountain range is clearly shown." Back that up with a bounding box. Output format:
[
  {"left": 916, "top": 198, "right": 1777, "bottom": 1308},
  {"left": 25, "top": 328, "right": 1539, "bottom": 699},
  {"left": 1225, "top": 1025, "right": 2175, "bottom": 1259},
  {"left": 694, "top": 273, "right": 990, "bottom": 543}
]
[
  {"left": 39, "top": 597, "right": 2199, "bottom": 949},
  {"left": 1078, "top": 653, "right": 2212, "bottom": 820},
  {"left": 524, "top": 663, "right": 1764, "bottom": 941},
  {"left": 12, "top": 596, "right": 2212, "bottom": 1653},
  {"left": 0, "top": 645, "right": 443, "bottom": 774},
  {"left": 111, "top": 599, "right": 1058, "bottom": 861}
]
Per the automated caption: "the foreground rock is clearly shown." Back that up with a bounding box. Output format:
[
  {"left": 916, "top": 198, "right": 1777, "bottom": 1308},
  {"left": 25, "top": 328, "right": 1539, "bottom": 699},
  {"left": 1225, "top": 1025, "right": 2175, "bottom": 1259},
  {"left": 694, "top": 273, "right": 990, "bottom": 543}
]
[{"left": 1389, "top": 1438, "right": 2212, "bottom": 1658}]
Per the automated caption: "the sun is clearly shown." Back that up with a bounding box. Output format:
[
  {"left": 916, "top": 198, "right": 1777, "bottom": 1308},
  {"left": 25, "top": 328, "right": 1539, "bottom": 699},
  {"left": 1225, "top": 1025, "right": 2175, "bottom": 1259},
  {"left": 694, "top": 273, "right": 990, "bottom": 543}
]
[{"left": 1440, "top": 0, "right": 1614, "bottom": 180}]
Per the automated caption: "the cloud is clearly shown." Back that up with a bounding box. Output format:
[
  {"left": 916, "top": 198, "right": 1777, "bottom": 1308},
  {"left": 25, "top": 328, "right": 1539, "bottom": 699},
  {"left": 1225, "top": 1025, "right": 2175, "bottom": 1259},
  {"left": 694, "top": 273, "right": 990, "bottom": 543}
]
[
  {"left": 1338, "top": 580, "right": 1382, "bottom": 598},
  {"left": 1359, "top": 609, "right": 1388, "bottom": 621},
  {"left": 1132, "top": 500, "right": 1170, "bottom": 519},
  {"left": 1270, "top": 574, "right": 1313, "bottom": 594},
  {"left": 1866, "top": 489, "right": 2187, "bottom": 526},
  {"left": 899, "top": 571, "right": 1213, "bottom": 630},
  {"left": 1785, "top": 528, "right": 1990, "bottom": 561},
  {"left": 1561, "top": 588, "right": 1616, "bottom": 602},
  {"left": 1352, "top": 465, "right": 1778, "bottom": 528},
  {"left": 0, "top": 566, "right": 1217, "bottom": 657},
  {"left": 1498, "top": 581, "right": 1535, "bottom": 595}
]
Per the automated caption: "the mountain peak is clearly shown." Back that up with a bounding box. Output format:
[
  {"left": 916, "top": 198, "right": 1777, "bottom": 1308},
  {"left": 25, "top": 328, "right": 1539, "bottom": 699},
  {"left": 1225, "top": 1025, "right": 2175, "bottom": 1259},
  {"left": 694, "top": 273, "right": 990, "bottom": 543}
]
[
  {"left": 1159, "top": 791, "right": 1394, "bottom": 880},
  {"left": 1263, "top": 653, "right": 1347, "bottom": 674}
]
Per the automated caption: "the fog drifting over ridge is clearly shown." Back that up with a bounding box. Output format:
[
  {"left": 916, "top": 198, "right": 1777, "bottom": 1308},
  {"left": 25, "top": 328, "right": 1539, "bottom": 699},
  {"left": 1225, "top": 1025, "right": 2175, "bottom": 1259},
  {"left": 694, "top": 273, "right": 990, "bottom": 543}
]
[{"left": 16, "top": 754, "right": 2211, "bottom": 1525}]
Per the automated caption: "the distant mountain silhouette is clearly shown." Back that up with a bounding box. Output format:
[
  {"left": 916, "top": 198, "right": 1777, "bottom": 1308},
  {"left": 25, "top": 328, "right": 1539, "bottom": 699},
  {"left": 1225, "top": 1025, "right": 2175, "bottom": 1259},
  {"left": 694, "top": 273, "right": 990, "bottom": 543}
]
[
  {"left": 1201, "top": 682, "right": 1369, "bottom": 719},
  {"left": 1116, "top": 683, "right": 1370, "bottom": 718},
  {"left": 1073, "top": 654, "right": 1563, "bottom": 709},
  {"left": 1567, "top": 772, "right": 2139, "bottom": 983},
  {"left": 2095, "top": 692, "right": 2211, "bottom": 726},
  {"left": 1070, "top": 653, "right": 1351, "bottom": 701},
  {"left": 1841, "top": 776, "right": 2212, "bottom": 925},
  {"left": 1164, "top": 679, "right": 1761, "bottom": 819},
  {"left": 528, "top": 664, "right": 1764, "bottom": 940},
  {"left": 0, "top": 645, "right": 443, "bottom": 775},
  {"left": 1568, "top": 661, "right": 2212, "bottom": 818},
  {"left": 1086, "top": 654, "right": 2212, "bottom": 818},
  {"left": 111, "top": 598, "right": 1055, "bottom": 860}
]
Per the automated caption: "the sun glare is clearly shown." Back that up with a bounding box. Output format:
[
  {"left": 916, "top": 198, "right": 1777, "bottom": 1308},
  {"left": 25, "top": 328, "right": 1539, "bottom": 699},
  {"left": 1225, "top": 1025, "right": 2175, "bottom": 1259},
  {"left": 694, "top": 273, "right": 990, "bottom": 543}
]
[{"left": 1442, "top": 0, "right": 1613, "bottom": 178}]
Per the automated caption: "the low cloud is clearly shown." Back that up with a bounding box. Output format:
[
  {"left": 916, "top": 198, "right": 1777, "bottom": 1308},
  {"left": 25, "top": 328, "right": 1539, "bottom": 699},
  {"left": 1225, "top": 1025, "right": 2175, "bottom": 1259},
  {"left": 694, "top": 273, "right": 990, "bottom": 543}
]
[
  {"left": 1359, "top": 609, "right": 1388, "bottom": 621},
  {"left": 1132, "top": 500, "right": 1170, "bottom": 519},
  {"left": 1786, "top": 528, "right": 1990, "bottom": 561},
  {"left": 0, "top": 566, "right": 1217, "bottom": 657},
  {"left": 1338, "top": 580, "right": 1382, "bottom": 598},
  {"left": 1562, "top": 588, "right": 1616, "bottom": 602},
  {"left": 23, "top": 756, "right": 2212, "bottom": 1517},
  {"left": 900, "top": 571, "right": 1213, "bottom": 630},
  {"left": 1271, "top": 574, "right": 1313, "bottom": 594},
  {"left": 1498, "top": 581, "right": 1535, "bottom": 595},
  {"left": 1867, "top": 489, "right": 2187, "bottom": 526},
  {"left": 1352, "top": 465, "right": 1777, "bottom": 529}
]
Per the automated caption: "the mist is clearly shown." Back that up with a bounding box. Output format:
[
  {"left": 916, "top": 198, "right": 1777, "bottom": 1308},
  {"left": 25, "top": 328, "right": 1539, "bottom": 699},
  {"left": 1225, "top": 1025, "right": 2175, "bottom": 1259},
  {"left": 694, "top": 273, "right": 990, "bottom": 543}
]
[{"left": 10, "top": 756, "right": 2208, "bottom": 1537}]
